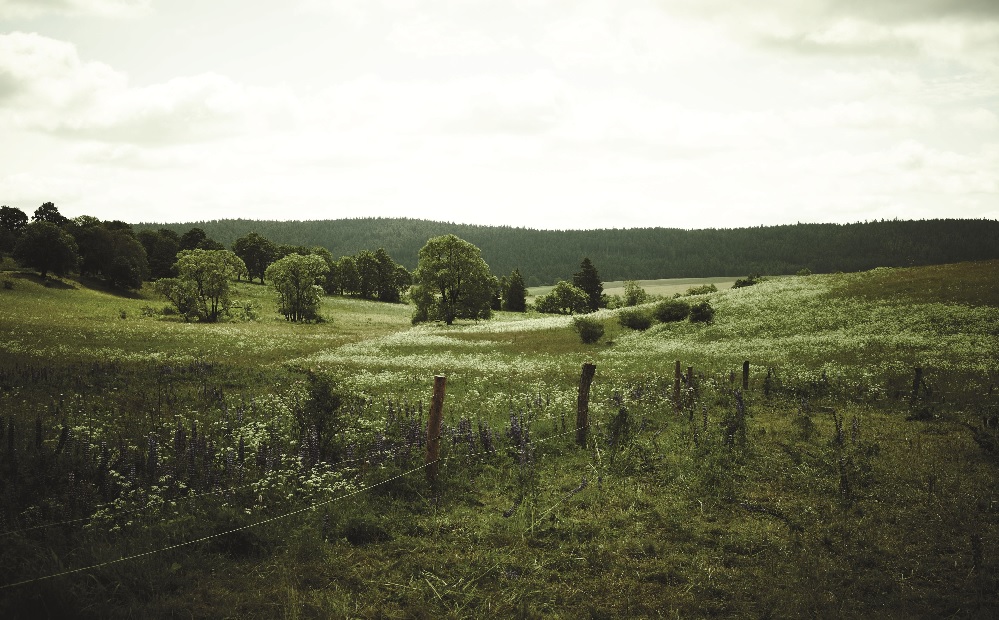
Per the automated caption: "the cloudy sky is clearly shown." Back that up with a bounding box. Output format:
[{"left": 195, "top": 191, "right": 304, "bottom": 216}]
[{"left": 1, "top": 0, "right": 997, "bottom": 230}]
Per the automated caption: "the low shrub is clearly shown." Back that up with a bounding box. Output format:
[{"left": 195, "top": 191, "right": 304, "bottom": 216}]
[
  {"left": 572, "top": 315, "right": 605, "bottom": 343},
  {"left": 618, "top": 308, "right": 654, "bottom": 330},
  {"left": 689, "top": 301, "right": 715, "bottom": 323},
  {"left": 654, "top": 298, "right": 689, "bottom": 322},
  {"left": 732, "top": 273, "right": 763, "bottom": 288},
  {"left": 685, "top": 284, "right": 717, "bottom": 296}
]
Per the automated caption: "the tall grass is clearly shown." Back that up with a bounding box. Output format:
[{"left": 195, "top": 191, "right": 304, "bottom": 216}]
[{"left": 1, "top": 262, "right": 997, "bottom": 617}]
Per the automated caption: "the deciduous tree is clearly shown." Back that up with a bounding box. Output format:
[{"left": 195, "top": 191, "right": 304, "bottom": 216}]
[
  {"left": 0, "top": 206, "right": 28, "bottom": 253},
  {"left": 13, "top": 221, "right": 79, "bottom": 278},
  {"left": 232, "top": 232, "right": 277, "bottom": 284},
  {"left": 265, "top": 253, "right": 329, "bottom": 322},
  {"left": 31, "top": 202, "right": 68, "bottom": 226},
  {"left": 411, "top": 234, "right": 495, "bottom": 325},
  {"left": 156, "top": 249, "right": 246, "bottom": 322},
  {"left": 534, "top": 280, "right": 589, "bottom": 315}
]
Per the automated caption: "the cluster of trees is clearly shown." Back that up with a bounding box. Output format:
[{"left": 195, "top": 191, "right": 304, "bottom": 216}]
[
  {"left": 3, "top": 204, "right": 536, "bottom": 325},
  {"left": 534, "top": 258, "right": 604, "bottom": 315},
  {"left": 2, "top": 203, "right": 148, "bottom": 288},
  {"left": 409, "top": 235, "right": 528, "bottom": 324},
  {"left": 137, "top": 217, "right": 999, "bottom": 285}
]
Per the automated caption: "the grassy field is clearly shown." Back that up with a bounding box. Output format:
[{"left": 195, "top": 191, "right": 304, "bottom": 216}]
[{"left": 1, "top": 263, "right": 997, "bottom": 618}]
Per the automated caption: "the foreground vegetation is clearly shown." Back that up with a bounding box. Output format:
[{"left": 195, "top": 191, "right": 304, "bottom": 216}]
[{"left": 1, "top": 262, "right": 997, "bottom": 617}]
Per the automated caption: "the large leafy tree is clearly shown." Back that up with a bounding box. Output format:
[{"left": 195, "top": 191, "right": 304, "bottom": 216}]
[
  {"left": 179, "top": 227, "right": 224, "bottom": 251},
  {"left": 373, "top": 247, "right": 409, "bottom": 303},
  {"left": 329, "top": 255, "right": 359, "bottom": 296},
  {"left": 503, "top": 268, "right": 528, "bottom": 312},
  {"left": 69, "top": 217, "right": 149, "bottom": 289},
  {"left": 13, "top": 220, "right": 79, "bottom": 278},
  {"left": 155, "top": 249, "right": 246, "bottom": 322},
  {"left": 534, "top": 280, "right": 589, "bottom": 315},
  {"left": 137, "top": 228, "right": 181, "bottom": 279},
  {"left": 232, "top": 232, "right": 277, "bottom": 284},
  {"left": 32, "top": 202, "right": 68, "bottom": 226},
  {"left": 265, "top": 253, "right": 329, "bottom": 322},
  {"left": 411, "top": 234, "right": 495, "bottom": 325},
  {"left": 0, "top": 206, "right": 28, "bottom": 253},
  {"left": 573, "top": 257, "right": 603, "bottom": 312}
]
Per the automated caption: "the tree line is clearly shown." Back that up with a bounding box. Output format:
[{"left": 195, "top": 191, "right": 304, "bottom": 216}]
[
  {"left": 1, "top": 204, "right": 531, "bottom": 324},
  {"left": 133, "top": 216, "right": 999, "bottom": 286}
]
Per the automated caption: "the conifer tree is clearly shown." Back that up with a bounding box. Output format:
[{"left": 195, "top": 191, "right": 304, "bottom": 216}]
[{"left": 572, "top": 257, "right": 603, "bottom": 312}]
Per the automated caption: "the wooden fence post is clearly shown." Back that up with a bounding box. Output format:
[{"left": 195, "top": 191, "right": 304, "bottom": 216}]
[
  {"left": 912, "top": 366, "right": 923, "bottom": 401},
  {"left": 743, "top": 361, "right": 750, "bottom": 391},
  {"left": 576, "top": 362, "right": 597, "bottom": 447},
  {"left": 686, "top": 366, "right": 695, "bottom": 409},
  {"left": 674, "top": 360, "right": 682, "bottom": 411},
  {"left": 426, "top": 375, "right": 447, "bottom": 484}
]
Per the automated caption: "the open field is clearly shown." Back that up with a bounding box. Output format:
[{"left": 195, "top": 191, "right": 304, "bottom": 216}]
[{"left": 1, "top": 262, "right": 998, "bottom": 617}]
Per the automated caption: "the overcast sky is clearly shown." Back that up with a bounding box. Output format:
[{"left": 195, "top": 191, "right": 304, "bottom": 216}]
[{"left": 1, "top": 0, "right": 997, "bottom": 230}]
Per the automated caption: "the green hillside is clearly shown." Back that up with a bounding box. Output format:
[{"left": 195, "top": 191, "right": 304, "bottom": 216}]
[{"left": 1, "top": 261, "right": 997, "bottom": 617}]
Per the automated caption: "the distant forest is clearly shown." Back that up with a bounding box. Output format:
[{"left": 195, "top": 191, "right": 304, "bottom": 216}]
[{"left": 134, "top": 218, "right": 999, "bottom": 286}]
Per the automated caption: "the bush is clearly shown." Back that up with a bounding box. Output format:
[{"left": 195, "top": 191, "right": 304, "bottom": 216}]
[
  {"left": 689, "top": 301, "right": 715, "bottom": 323},
  {"left": 797, "top": 267, "right": 812, "bottom": 276},
  {"left": 685, "top": 284, "right": 717, "bottom": 296},
  {"left": 572, "top": 315, "right": 605, "bottom": 343},
  {"left": 618, "top": 308, "right": 653, "bottom": 330},
  {"left": 536, "top": 281, "right": 590, "bottom": 315},
  {"left": 623, "top": 280, "right": 649, "bottom": 306},
  {"left": 732, "top": 273, "right": 763, "bottom": 288},
  {"left": 653, "top": 298, "right": 689, "bottom": 322}
]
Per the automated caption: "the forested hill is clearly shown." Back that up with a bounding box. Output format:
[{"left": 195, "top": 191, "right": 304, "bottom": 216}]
[{"left": 134, "top": 218, "right": 999, "bottom": 286}]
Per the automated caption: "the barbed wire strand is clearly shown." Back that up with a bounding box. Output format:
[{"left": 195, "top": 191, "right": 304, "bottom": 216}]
[{"left": 1, "top": 414, "right": 608, "bottom": 590}]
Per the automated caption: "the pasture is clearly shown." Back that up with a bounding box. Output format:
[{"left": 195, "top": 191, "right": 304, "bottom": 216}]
[{"left": 1, "top": 262, "right": 997, "bottom": 618}]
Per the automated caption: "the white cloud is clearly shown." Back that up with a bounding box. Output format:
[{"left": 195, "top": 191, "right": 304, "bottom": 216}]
[
  {"left": 0, "top": 0, "right": 149, "bottom": 19},
  {"left": 0, "top": 33, "right": 299, "bottom": 143}
]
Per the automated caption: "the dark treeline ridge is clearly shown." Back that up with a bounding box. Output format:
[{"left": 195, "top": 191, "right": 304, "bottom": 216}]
[{"left": 134, "top": 217, "right": 999, "bottom": 286}]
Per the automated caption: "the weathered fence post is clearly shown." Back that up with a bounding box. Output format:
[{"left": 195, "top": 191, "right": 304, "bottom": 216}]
[
  {"left": 743, "top": 361, "right": 750, "bottom": 391},
  {"left": 426, "top": 375, "right": 447, "bottom": 484},
  {"left": 912, "top": 366, "right": 923, "bottom": 401},
  {"left": 673, "top": 360, "right": 682, "bottom": 411},
  {"left": 576, "top": 362, "right": 597, "bottom": 447},
  {"left": 686, "top": 366, "right": 695, "bottom": 409}
]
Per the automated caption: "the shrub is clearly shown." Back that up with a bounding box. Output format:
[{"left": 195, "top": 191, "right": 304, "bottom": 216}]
[
  {"left": 572, "top": 315, "right": 605, "bottom": 344},
  {"left": 689, "top": 301, "right": 715, "bottom": 323},
  {"left": 654, "top": 298, "right": 690, "bottom": 322},
  {"left": 623, "top": 280, "right": 649, "bottom": 306},
  {"left": 797, "top": 267, "right": 812, "bottom": 276},
  {"left": 733, "top": 273, "right": 763, "bottom": 288},
  {"left": 685, "top": 284, "right": 717, "bottom": 296},
  {"left": 535, "top": 281, "right": 590, "bottom": 315},
  {"left": 618, "top": 308, "right": 653, "bottom": 330}
]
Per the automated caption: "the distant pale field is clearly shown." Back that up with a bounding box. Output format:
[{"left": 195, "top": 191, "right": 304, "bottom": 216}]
[{"left": 529, "top": 276, "right": 737, "bottom": 300}]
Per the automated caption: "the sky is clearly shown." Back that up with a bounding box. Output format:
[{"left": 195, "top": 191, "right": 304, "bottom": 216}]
[{"left": 0, "top": 0, "right": 997, "bottom": 230}]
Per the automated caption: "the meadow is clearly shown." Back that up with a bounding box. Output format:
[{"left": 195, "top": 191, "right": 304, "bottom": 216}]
[{"left": 0, "top": 262, "right": 997, "bottom": 618}]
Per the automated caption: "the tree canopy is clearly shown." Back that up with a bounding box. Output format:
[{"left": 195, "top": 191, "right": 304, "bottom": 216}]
[
  {"left": 232, "top": 232, "right": 278, "bottom": 284},
  {"left": 534, "top": 280, "right": 589, "bottom": 315},
  {"left": 13, "top": 221, "right": 79, "bottom": 278},
  {"left": 155, "top": 249, "right": 247, "bottom": 322},
  {"left": 411, "top": 234, "right": 495, "bottom": 325},
  {"left": 265, "top": 253, "right": 329, "bottom": 322}
]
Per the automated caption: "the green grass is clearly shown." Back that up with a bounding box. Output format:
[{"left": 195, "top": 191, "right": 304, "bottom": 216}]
[{"left": 1, "top": 262, "right": 998, "bottom": 618}]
